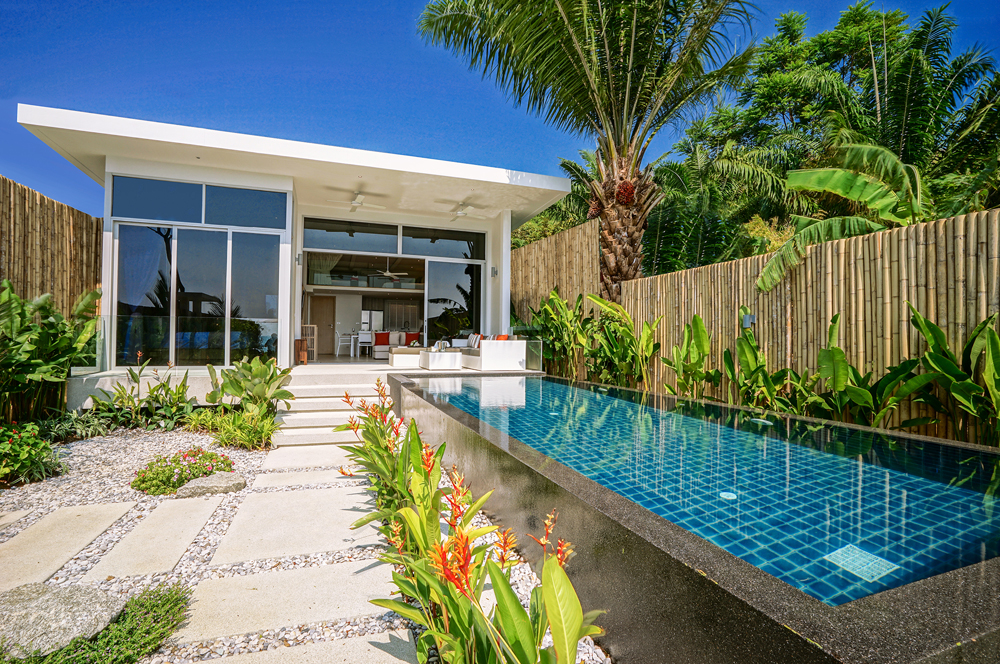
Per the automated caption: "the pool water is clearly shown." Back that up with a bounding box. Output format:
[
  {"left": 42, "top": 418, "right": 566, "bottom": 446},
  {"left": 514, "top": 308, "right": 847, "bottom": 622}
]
[{"left": 419, "top": 376, "right": 1000, "bottom": 606}]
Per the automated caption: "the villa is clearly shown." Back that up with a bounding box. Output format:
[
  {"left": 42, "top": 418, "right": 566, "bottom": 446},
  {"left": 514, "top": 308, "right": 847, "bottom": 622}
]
[{"left": 17, "top": 104, "right": 569, "bottom": 371}]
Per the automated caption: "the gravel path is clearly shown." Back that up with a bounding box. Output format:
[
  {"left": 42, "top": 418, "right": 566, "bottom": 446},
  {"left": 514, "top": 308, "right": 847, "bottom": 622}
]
[{"left": 0, "top": 430, "right": 611, "bottom": 663}]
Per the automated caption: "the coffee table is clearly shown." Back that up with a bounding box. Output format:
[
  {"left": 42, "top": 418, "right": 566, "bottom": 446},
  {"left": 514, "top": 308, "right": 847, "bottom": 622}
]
[{"left": 419, "top": 350, "right": 462, "bottom": 371}]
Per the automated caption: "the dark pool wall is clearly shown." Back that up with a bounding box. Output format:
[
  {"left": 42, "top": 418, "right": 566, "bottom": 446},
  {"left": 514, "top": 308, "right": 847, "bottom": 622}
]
[{"left": 390, "top": 374, "right": 1000, "bottom": 664}]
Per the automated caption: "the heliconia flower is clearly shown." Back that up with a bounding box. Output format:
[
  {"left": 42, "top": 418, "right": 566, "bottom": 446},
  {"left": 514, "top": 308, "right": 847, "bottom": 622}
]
[
  {"left": 338, "top": 466, "right": 355, "bottom": 477},
  {"left": 496, "top": 528, "right": 518, "bottom": 567},
  {"left": 528, "top": 510, "right": 559, "bottom": 552},
  {"left": 420, "top": 443, "right": 436, "bottom": 475},
  {"left": 554, "top": 538, "right": 574, "bottom": 567}
]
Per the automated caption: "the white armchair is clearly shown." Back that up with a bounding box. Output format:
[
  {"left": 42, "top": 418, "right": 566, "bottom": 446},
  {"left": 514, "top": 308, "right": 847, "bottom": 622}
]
[{"left": 461, "top": 340, "right": 527, "bottom": 370}]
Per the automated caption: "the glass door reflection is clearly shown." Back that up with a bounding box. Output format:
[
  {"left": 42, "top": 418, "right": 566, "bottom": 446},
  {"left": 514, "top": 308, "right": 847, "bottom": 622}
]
[
  {"left": 175, "top": 229, "right": 228, "bottom": 366},
  {"left": 425, "top": 261, "right": 482, "bottom": 343},
  {"left": 116, "top": 225, "right": 173, "bottom": 366}
]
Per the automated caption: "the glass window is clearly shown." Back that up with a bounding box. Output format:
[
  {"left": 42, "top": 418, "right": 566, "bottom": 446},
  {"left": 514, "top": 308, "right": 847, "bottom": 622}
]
[
  {"left": 230, "top": 233, "right": 280, "bottom": 361},
  {"left": 303, "top": 218, "right": 398, "bottom": 253},
  {"left": 205, "top": 186, "right": 287, "bottom": 229},
  {"left": 116, "top": 225, "right": 173, "bottom": 365},
  {"left": 175, "top": 230, "right": 228, "bottom": 366},
  {"left": 305, "top": 253, "right": 425, "bottom": 290},
  {"left": 112, "top": 176, "right": 202, "bottom": 223},
  {"left": 402, "top": 227, "right": 485, "bottom": 260},
  {"left": 426, "top": 261, "right": 482, "bottom": 341}
]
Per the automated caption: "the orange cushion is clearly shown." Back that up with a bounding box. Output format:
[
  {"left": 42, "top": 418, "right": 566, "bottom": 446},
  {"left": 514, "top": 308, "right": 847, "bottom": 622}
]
[
  {"left": 497, "top": 334, "right": 508, "bottom": 340},
  {"left": 405, "top": 332, "right": 421, "bottom": 345},
  {"left": 374, "top": 332, "right": 390, "bottom": 346}
]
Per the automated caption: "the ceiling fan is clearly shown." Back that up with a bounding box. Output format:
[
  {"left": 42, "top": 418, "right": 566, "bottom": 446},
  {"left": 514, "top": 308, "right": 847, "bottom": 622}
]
[
  {"left": 369, "top": 257, "right": 408, "bottom": 279},
  {"left": 450, "top": 204, "right": 488, "bottom": 221},
  {"left": 325, "top": 192, "right": 386, "bottom": 212}
]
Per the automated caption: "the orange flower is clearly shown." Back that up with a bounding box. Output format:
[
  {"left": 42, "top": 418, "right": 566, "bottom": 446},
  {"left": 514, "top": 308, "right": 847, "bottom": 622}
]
[
  {"left": 554, "top": 538, "right": 574, "bottom": 567},
  {"left": 528, "top": 510, "right": 558, "bottom": 553},
  {"left": 341, "top": 391, "right": 354, "bottom": 407},
  {"left": 496, "top": 528, "right": 518, "bottom": 567},
  {"left": 420, "top": 443, "right": 436, "bottom": 475},
  {"left": 431, "top": 528, "right": 475, "bottom": 599},
  {"left": 445, "top": 472, "right": 469, "bottom": 528},
  {"left": 338, "top": 466, "right": 355, "bottom": 477}
]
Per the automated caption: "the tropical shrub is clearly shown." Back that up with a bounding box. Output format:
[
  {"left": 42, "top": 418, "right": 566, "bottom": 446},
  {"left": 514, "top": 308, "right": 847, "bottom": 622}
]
[
  {"left": 1, "top": 582, "right": 191, "bottom": 663},
  {"left": 206, "top": 356, "right": 293, "bottom": 416},
  {"left": 184, "top": 407, "right": 224, "bottom": 433},
  {"left": 587, "top": 295, "right": 661, "bottom": 390},
  {"left": 339, "top": 382, "right": 604, "bottom": 663},
  {"left": 0, "top": 281, "right": 101, "bottom": 422},
  {"left": 0, "top": 422, "right": 63, "bottom": 486},
  {"left": 660, "top": 314, "right": 721, "bottom": 399},
  {"left": 130, "top": 447, "right": 233, "bottom": 495},
  {"left": 210, "top": 410, "right": 279, "bottom": 450},
  {"left": 529, "top": 291, "right": 592, "bottom": 381},
  {"left": 36, "top": 409, "right": 112, "bottom": 443},
  {"left": 722, "top": 308, "right": 791, "bottom": 411},
  {"left": 91, "top": 362, "right": 196, "bottom": 431}
]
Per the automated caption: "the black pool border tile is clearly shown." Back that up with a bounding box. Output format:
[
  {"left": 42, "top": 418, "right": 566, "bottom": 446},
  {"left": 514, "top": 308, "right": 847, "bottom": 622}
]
[{"left": 390, "top": 372, "right": 1000, "bottom": 664}]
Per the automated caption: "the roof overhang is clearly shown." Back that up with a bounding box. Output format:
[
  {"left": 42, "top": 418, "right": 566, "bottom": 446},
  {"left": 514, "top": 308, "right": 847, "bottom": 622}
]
[{"left": 17, "top": 104, "right": 570, "bottom": 227}]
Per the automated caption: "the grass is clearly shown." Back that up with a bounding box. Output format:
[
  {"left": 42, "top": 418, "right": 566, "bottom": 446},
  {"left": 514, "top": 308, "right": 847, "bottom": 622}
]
[{"left": 1, "top": 583, "right": 191, "bottom": 663}]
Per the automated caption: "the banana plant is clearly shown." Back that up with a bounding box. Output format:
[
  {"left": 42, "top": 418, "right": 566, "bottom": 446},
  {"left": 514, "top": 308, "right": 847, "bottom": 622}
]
[
  {"left": 843, "top": 358, "right": 939, "bottom": 429},
  {"left": 529, "top": 290, "right": 593, "bottom": 381},
  {"left": 722, "top": 306, "right": 790, "bottom": 411},
  {"left": 587, "top": 295, "right": 662, "bottom": 390},
  {"left": 660, "top": 314, "right": 721, "bottom": 399},
  {"left": 908, "top": 303, "right": 998, "bottom": 443},
  {"left": 206, "top": 356, "right": 293, "bottom": 416}
]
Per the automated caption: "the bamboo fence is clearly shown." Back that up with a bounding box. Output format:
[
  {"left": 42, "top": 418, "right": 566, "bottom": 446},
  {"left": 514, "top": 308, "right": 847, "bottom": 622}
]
[
  {"left": 510, "top": 219, "right": 600, "bottom": 322},
  {"left": 0, "top": 175, "right": 103, "bottom": 315},
  {"left": 621, "top": 208, "right": 1000, "bottom": 439}
]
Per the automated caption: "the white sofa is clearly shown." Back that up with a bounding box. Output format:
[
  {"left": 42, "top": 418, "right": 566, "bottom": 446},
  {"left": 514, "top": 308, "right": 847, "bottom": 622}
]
[
  {"left": 374, "top": 331, "right": 421, "bottom": 360},
  {"left": 461, "top": 339, "right": 527, "bottom": 371}
]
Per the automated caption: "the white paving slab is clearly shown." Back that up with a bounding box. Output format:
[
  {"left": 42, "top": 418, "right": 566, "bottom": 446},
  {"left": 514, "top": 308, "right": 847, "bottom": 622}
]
[
  {"left": 172, "top": 560, "right": 393, "bottom": 644},
  {"left": 252, "top": 469, "right": 354, "bottom": 488},
  {"left": 0, "top": 510, "right": 30, "bottom": 531},
  {"left": 0, "top": 502, "right": 134, "bottom": 592},
  {"left": 261, "top": 445, "right": 353, "bottom": 470},
  {"left": 216, "top": 630, "right": 418, "bottom": 663},
  {"left": 84, "top": 497, "right": 222, "bottom": 581},
  {"left": 211, "top": 487, "right": 378, "bottom": 565}
]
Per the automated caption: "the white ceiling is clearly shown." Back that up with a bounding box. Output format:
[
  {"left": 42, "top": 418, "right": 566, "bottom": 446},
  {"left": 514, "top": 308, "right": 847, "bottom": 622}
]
[{"left": 18, "top": 104, "right": 570, "bottom": 226}]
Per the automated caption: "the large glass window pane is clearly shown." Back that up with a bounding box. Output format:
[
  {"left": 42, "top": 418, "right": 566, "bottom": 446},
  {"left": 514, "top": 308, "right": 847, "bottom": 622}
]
[
  {"left": 116, "top": 225, "right": 173, "bottom": 365},
  {"left": 175, "top": 230, "right": 227, "bottom": 366},
  {"left": 205, "top": 186, "right": 287, "bottom": 229},
  {"left": 231, "top": 233, "right": 280, "bottom": 361},
  {"left": 303, "top": 218, "right": 398, "bottom": 253},
  {"left": 112, "top": 176, "right": 202, "bottom": 223},
  {"left": 305, "top": 253, "right": 424, "bottom": 290},
  {"left": 402, "top": 227, "right": 485, "bottom": 260},
  {"left": 426, "top": 261, "right": 481, "bottom": 342}
]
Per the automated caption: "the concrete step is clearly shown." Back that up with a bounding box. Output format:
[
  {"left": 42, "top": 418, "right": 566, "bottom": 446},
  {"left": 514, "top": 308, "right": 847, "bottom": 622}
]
[
  {"left": 288, "top": 384, "right": 378, "bottom": 398},
  {"left": 287, "top": 371, "right": 388, "bottom": 387},
  {"left": 282, "top": 397, "right": 356, "bottom": 413},
  {"left": 272, "top": 428, "right": 358, "bottom": 447},
  {"left": 276, "top": 411, "right": 353, "bottom": 429},
  {"left": 262, "top": 444, "right": 355, "bottom": 470},
  {"left": 216, "top": 630, "right": 417, "bottom": 663}
]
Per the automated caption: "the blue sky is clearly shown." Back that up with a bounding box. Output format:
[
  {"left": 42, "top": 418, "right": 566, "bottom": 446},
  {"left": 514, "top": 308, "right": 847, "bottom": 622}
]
[{"left": 1, "top": 0, "right": 997, "bottom": 217}]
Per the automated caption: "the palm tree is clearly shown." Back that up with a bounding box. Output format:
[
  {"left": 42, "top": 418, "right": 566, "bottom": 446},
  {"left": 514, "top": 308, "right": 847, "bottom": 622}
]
[{"left": 419, "top": 0, "right": 754, "bottom": 301}]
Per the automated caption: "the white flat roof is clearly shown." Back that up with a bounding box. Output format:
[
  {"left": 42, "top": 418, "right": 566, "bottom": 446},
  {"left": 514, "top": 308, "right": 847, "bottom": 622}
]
[{"left": 17, "top": 104, "right": 570, "bottom": 225}]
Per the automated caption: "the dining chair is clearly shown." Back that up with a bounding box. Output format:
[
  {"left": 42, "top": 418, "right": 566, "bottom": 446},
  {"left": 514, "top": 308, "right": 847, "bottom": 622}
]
[
  {"left": 335, "top": 331, "right": 352, "bottom": 357},
  {"left": 357, "top": 331, "right": 373, "bottom": 357}
]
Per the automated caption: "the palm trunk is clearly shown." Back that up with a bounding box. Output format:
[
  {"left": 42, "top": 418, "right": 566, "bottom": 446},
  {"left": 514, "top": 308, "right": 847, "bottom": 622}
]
[{"left": 589, "top": 153, "right": 663, "bottom": 303}]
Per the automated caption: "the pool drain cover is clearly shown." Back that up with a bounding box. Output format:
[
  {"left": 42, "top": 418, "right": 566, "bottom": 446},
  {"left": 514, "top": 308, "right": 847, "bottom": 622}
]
[
  {"left": 823, "top": 545, "right": 899, "bottom": 582},
  {"left": 720, "top": 492, "right": 738, "bottom": 501}
]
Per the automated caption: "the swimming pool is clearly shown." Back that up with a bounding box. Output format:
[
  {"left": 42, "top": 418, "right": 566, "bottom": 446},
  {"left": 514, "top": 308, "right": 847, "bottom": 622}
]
[{"left": 418, "top": 375, "right": 1000, "bottom": 607}]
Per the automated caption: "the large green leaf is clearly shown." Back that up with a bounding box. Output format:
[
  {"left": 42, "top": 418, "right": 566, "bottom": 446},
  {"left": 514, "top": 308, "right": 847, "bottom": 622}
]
[
  {"left": 487, "top": 561, "right": 536, "bottom": 664},
  {"left": 818, "top": 347, "right": 849, "bottom": 392},
  {"left": 691, "top": 314, "right": 711, "bottom": 357},
  {"left": 786, "top": 168, "right": 910, "bottom": 224},
  {"left": 541, "top": 557, "right": 583, "bottom": 664},
  {"left": 756, "top": 216, "right": 886, "bottom": 292}
]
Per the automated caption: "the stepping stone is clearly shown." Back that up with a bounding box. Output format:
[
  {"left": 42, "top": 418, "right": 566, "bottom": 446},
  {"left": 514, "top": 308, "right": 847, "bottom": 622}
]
[
  {"left": 84, "top": 497, "right": 222, "bottom": 581},
  {"left": 0, "top": 583, "right": 124, "bottom": 657},
  {"left": 0, "top": 510, "right": 30, "bottom": 531},
  {"left": 211, "top": 487, "right": 378, "bottom": 565},
  {"left": 261, "top": 445, "right": 353, "bottom": 470},
  {"left": 0, "top": 502, "right": 134, "bottom": 593},
  {"left": 253, "top": 469, "right": 356, "bottom": 488},
  {"left": 171, "top": 560, "right": 393, "bottom": 644},
  {"left": 216, "top": 630, "right": 418, "bottom": 663}
]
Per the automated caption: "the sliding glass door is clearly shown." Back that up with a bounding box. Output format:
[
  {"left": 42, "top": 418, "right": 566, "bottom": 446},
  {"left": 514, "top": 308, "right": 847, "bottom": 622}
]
[
  {"left": 425, "top": 261, "right": 482, "bottom": 343},
  {"left": 114, "top": 224, "right": 281, "bottom": 367}
]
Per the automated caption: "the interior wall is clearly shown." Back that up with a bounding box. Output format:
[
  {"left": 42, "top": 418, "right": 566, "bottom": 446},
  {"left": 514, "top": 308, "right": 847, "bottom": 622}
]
[{"left": 334, "top": 292, "right": 363, "bottom": 336}]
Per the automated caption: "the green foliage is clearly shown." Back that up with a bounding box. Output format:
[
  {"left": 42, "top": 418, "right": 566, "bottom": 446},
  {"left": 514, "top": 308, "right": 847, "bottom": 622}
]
[
  {"left": 587, "top": 295, "right": 662, "bottom": 390},
  {"left": 529, "top": 291, "right": 593, "bottom": 381},
  {"left": 0, "top": 422, "right": 63, "bottom": 486},
  {"left": 35, "top": 409, "right": 112, "bottom": 443},
  {"left": 0, "top": 280, "right": 101, "bottom": 422},
  {"left": 130, "top": 447, "right": 233, "bottom": 495},
  {"left": 210, "top": 410, "right": 279, "bottom": 450},
  {"left": 206, "top": 356, "right": 293, "bottom": 417},
  {"left": 660, "top": 314, "right": 722, "bottom": 399},
  {"left": 722, "top": 307, "right": 791, "bottom": 411},
  {"left": 340, "top": 387, "right": 603, "bottom": 664},
  {"left": 91, "top": 362, "right": 195, "bottom": 431},
  {"left": 1, "top": 583, "right": 191, "bottom": 663}
]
